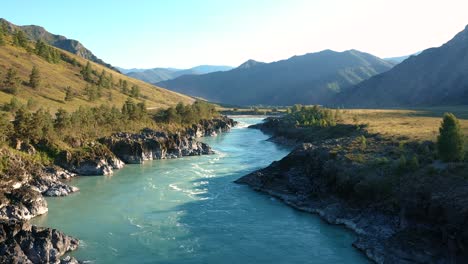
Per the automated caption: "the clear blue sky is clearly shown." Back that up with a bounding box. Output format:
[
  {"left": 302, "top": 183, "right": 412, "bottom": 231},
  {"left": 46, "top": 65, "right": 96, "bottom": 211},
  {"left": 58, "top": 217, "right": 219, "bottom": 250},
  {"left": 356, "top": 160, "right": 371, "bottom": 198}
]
[{"left": 1, "top": 0, "right": 467, "bottom": 68}]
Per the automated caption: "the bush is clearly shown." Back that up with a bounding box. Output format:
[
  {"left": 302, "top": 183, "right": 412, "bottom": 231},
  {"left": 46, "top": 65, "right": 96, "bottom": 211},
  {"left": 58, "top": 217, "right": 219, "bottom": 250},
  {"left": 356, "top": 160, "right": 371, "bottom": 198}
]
[{"left": 437, "top": 113, "right": 465, "bottom": 161}]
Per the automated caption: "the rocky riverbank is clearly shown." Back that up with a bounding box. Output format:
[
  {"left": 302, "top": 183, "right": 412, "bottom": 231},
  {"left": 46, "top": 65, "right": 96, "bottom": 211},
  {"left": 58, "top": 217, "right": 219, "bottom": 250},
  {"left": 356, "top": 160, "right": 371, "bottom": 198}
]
[
  {"left": 0, "top": 116, "right": 236, "bottom": 263},
  {"left": 0, "top": 148, "right": 80, "bottom": 263},
  {"left": 238, "top": 118, "right": 468, "bottom": 263},
  {"left": 100, "top": 116, "right": 236, "bottom": 164}
]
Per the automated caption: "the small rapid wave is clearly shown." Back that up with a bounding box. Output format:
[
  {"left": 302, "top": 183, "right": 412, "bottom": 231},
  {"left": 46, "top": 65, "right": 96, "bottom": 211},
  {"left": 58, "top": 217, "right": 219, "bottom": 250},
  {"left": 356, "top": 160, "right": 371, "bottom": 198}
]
[
  {"left": 169, "top": 183, "right": 207, "bottom": 199},
  {"left": 233, "top": 121, "right": 250, "bottom": 129},
  {"left": 128, "top": 217, "right": 144, "bottom": 229}
]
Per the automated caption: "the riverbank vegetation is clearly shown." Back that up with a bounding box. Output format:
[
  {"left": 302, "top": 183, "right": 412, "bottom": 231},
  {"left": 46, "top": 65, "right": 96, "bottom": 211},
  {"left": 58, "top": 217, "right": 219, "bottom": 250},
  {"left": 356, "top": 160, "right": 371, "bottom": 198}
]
[
  {"left": 0, "top": 100, "right": 220, "bottom": 165},
  {"left": 255, "top": 104, "right": 468, "bottom": 201}
]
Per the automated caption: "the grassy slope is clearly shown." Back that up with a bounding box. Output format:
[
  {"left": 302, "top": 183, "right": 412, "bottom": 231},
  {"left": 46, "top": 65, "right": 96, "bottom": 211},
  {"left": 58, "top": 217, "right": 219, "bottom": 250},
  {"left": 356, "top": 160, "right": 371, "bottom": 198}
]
[{"left": 0, "top": 37, "right": 193, "bottom": 113}]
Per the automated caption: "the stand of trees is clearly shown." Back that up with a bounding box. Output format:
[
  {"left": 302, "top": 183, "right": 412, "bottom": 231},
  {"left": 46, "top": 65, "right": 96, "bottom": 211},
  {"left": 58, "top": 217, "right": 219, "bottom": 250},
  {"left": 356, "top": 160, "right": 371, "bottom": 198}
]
[
  {"left": 285, "top": 104, "right": 340, "bottom": 127},
  {"left": 157, "top": 101, "right": 218, "bottom": 125}
]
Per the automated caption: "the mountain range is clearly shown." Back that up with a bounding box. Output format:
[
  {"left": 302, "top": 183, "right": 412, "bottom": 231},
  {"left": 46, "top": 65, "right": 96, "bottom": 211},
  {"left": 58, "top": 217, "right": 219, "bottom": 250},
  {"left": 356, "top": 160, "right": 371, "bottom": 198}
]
[
  {"left": 338, "top": 25, "right": 468, "bottom": 107},
  {"left": 157, "top": 50, "right": 395, "bottom": 105},
  {"left": 2, "top": 17, "right": 467, "bottom": 109},
  {"left": 119, "top": 65, "right": 233, "bottom": 83},
  {"left": 0, "top": 18, "right": 117, "bottom": 71}
]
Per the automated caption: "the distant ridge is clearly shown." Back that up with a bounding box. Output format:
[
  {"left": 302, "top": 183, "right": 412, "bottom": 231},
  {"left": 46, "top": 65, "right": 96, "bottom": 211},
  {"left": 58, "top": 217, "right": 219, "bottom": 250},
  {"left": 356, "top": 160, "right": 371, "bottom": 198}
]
[
  {"left": 121, "top": 65, "right": 233, "bottom": 83},
  {"left": 0, "top": 18, "right": 118, "bottom": 71},
  {"left": 158, "top": 49, "right": 394, "bottom": 106},
  {"left": 338, "top": 24, "right": 468, "bottom": 107},
  {"left": 384, "top": 51, "right": 422, "bottom": 64}
]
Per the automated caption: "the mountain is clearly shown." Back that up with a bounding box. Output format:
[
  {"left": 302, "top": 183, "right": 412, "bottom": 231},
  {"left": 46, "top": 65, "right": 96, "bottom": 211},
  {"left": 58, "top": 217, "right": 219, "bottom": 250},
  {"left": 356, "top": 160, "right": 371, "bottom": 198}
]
[
  {"left": 384, "top": 51, "right": 422, "bottom": 64},
  {"left": 122, "top": 65, "right": 233, "bottom": 83},
  {"left": 157, "top": 50, "right": 394, "bottom": 106},
  {"left": 338, "top": 25, "right": 468, "bottom": 107},
  {"left": 0, "top": 18, "right": 118, "bottom": 71},
  {"left": 0, "top": 24, "right": 193, "bottom": 113},
  {"left": 127, "top": 68, "right": 180, "bottom": 83},
  {"left": 236, "top": 59, "right": 265, "bottom": 69}
]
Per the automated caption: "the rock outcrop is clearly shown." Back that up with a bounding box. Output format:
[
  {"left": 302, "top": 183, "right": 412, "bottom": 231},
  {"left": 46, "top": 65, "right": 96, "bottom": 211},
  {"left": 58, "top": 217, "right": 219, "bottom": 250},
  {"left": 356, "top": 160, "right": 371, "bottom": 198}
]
[
  {"left": 0, "top": 148, "right": 79, "bottom": 221},
  {"left": 31, "top": 167, "right": 79, "bottom": 197},
  {"left": 101, "top": 130, "right": 213, "bottom": 164},
  {"left": 186, "top": 117, "right": 237, "bottom": 137},
  {"left": 0, "top": 187, "right": 48, "bottom": 222},
  {"left": 0, "top": 220, "right": 79, "bottom": 264},
  {"left": 56, "top": 143, "right": 124, "bottom": 175},
  {"left": 101, "top": 116, "right": 236, "bottom": 164}
]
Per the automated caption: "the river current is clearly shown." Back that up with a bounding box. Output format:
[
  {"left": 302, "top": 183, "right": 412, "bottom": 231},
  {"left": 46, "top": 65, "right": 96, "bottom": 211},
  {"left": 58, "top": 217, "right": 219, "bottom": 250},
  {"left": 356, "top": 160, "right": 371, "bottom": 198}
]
[{"left": 32, "top": 117, "right": 368, "bottom": 264}]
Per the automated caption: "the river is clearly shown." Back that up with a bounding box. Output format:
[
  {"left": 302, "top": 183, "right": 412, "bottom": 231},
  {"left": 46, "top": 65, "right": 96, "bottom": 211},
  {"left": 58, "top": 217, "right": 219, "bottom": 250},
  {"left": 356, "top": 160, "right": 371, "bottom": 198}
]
[{"left": 32, "top": 117, "right": 368, "bottom": 264}]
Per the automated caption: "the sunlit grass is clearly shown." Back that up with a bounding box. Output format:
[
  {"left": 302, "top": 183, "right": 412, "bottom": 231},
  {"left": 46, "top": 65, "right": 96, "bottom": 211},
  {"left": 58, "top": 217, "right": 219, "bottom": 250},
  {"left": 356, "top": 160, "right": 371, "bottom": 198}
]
[
  {"left": 340, "top": 106, "right": 468, "bottom": 142},
  {"left": 0, "top": 37, "right": 194, "bottom": 113}
]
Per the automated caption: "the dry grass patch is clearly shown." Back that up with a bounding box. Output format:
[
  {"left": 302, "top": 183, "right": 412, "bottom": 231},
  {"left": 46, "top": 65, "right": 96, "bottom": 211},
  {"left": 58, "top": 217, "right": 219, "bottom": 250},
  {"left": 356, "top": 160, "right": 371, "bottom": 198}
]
[{"left": 340, "top": 107, "right": 468, "bottom": 142}]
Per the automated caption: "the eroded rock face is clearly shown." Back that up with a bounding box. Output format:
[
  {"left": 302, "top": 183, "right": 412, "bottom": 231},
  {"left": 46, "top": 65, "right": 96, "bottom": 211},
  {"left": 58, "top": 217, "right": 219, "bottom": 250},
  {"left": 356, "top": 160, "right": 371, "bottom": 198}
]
[
  {"left": 0, "top": 220, "right": 79, "bottom": 264},
  {"left": 31, "top": 167, "right": 79, "bottom": 197},
  {"left": 0, "top": 187, "right": 48, "bottom": 222},
  {"left": 56, "top": 146, "right": 124, "bottom": 176},
  {"left": 101, "top": 130, "right": 214, "bottom": 164},
  {"left": 101, "top": 116, "right": 236, "bottom": 164},
  {"left": 187, "top": 117, "right": 237, "bottom": 138}
]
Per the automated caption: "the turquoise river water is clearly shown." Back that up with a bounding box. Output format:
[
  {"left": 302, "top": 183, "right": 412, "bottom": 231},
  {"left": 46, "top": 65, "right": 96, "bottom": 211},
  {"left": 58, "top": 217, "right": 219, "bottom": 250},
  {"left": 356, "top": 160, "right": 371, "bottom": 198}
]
[{"left": 32, "top": 117, "right": 368, "bottom": 264}]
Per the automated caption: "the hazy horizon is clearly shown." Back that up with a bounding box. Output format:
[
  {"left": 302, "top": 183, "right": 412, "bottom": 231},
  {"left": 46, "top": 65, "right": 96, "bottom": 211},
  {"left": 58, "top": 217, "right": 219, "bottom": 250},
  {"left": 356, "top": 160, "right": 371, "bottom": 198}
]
[{"left": 2, "top": 0, "right": 468, "bottom": 69}]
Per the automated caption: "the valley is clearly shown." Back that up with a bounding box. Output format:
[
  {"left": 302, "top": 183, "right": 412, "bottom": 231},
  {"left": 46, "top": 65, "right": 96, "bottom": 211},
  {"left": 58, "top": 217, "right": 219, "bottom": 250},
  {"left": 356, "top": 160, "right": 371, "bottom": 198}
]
[{"left": 1, "top": 3, "right": 468, "bottom": 263}]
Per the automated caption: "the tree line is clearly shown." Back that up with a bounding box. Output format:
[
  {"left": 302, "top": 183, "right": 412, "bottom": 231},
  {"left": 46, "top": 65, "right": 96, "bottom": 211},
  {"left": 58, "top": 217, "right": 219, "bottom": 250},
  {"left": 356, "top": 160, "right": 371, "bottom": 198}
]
[
  {"left": 0, "top": 100, "right": 220, "bottom": 159},
  {"left": 156, "top": 101, "right": 218, "bottom": 125}
]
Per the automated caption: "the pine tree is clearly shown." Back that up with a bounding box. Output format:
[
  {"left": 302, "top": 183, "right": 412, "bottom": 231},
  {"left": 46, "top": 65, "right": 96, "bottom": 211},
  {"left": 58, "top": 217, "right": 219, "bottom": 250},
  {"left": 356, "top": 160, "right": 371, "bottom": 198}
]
[
  {"left": 0, "top": 26, "right": 5, "bottom": 46},
  {"left": 64, "top": 86, "right": 74, "bottom": 101},
  {"left": 437, "top": 113, "right": 465, "bottom": 161},
  {"left": 13, "top": 107, "right": 33, "bottom": 141},
  {"left": 85, "top": 85, "right": 99, "bottom": 101},
  {"left": 0, "top": 112, "right": 13, "bottom": 143},
  {"left": 81, "top": 62, "right": 93, "bottom": 82},
  {"left": 121, "top": 80, "right": 129, "bottom": 94},
  {"left": 12, "top": 30, "right": 28, "bottom": 48},
  {"left": 35, "top": 40, "right": 47, "bottom": 56},
  {"left": 98, "top": 70, "right": 108, "bottom": 87},
  {"left": 130, "top": 85, "right": 140, "bottom": 98},
  {"left": 3, "top": 68, "right": 20, "bottom": 94},
  {"left": 122, "top": 97, "right": 136, "bottom": 118},
  {"left": 29, "top": 66, "right": 41, "bottom": 89},
  {"left": 54, "top": 108, "right": 71, "bottom": 130},
  {"left": 109, "top": 74, "right": 114, "bottom": 88}
]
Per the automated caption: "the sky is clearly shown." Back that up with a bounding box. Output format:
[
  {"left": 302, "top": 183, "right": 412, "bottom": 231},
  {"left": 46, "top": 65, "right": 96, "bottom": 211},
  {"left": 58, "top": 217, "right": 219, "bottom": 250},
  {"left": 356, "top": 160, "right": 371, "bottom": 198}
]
[{"left": 1, "top": 0, "right": 468, "bottom": 69}]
